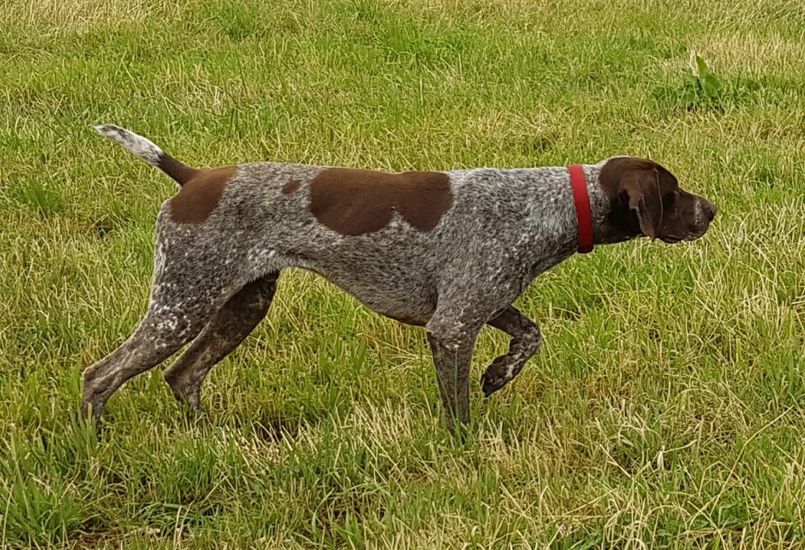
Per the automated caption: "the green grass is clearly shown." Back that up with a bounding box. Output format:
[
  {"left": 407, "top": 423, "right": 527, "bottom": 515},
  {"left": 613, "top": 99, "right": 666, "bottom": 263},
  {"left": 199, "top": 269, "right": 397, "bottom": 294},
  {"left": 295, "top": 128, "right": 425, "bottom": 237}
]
[{"left": 1, "top": 0, "right": 803, "bottom": 546}]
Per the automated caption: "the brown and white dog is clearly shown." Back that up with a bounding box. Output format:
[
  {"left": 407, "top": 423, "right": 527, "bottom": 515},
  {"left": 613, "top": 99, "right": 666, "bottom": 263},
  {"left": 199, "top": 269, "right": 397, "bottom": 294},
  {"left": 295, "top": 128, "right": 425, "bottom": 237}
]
[{"left": 83, "top": 125, "right": 716, "bottom": 430}]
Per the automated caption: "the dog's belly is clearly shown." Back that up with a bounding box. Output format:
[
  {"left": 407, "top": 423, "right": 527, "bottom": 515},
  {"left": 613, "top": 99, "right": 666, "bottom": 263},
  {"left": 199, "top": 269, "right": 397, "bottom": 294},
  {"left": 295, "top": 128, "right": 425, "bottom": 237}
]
[{"left": 302, "top": 264, "right": 436, "bottom": 326}]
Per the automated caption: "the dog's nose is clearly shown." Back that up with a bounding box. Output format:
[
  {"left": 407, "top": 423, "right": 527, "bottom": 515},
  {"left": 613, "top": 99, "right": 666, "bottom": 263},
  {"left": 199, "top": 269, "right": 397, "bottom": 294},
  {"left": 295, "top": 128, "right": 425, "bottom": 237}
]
[{"left": 702, "top": 200, "right": 716, "bottom": 222}]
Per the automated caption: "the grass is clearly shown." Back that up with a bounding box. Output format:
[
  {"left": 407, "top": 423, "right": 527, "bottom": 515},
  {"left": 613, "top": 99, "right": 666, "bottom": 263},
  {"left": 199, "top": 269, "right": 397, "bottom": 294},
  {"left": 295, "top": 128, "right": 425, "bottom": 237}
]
[{"left": 0, "top": 0, "right": 803, "bottom": 546}]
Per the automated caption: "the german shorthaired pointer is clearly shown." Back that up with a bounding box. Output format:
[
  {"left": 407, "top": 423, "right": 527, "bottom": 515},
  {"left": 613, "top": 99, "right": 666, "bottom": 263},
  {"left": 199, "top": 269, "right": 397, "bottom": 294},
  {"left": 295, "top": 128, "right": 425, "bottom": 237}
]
[{"left": 83, "top": 125, "right": 716, "bottom": 430}]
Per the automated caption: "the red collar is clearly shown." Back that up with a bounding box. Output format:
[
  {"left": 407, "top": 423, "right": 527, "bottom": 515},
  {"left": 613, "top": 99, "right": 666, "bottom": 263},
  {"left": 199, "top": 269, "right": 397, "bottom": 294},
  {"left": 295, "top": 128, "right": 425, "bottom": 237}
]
[{"left": 567, "top": 164, "right": 594, "bottom": 253}]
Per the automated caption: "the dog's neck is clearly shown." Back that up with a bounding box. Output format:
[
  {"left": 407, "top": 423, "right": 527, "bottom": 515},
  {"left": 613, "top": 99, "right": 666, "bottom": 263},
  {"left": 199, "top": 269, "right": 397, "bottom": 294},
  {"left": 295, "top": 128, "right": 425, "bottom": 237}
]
[
  {"left": 584, "top": 162, "right": 641, "bottom": 246},
  {"left": 585, "top": 163, "right": 613, "bottom": 235}
]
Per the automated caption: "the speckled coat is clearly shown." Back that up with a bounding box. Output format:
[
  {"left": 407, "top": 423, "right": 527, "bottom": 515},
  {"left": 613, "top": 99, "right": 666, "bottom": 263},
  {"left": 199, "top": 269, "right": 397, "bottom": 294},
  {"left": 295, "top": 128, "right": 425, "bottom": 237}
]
[{"left": 82, "top": 125, "right": 716, "bottom": 430}]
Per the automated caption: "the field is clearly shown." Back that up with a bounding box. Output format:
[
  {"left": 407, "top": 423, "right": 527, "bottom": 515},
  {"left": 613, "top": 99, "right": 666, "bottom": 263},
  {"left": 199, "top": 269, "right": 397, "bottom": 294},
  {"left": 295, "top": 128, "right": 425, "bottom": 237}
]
[{"left": 1, "top": 0, "right": 803, "bottom": 547}]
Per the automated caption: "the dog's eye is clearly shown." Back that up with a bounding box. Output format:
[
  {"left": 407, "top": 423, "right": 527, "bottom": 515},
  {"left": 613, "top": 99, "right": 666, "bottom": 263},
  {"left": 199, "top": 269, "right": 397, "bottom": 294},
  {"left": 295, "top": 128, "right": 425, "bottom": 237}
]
[{"left": 664, "top": 191, "right": 677, "bottom": 207}]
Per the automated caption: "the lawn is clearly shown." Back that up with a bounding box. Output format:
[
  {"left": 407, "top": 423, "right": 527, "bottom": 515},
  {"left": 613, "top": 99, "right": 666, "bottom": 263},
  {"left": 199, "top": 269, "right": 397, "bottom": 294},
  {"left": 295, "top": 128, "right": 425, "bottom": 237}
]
[{"left": 0, "top": 0, "right": 803, "bottom": 547}]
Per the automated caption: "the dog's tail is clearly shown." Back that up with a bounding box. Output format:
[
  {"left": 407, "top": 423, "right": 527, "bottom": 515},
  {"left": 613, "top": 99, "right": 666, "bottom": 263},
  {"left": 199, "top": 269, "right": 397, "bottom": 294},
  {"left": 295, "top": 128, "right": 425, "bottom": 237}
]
[{"left": 94, "top": 124, "right": 198, "bottom": 186}]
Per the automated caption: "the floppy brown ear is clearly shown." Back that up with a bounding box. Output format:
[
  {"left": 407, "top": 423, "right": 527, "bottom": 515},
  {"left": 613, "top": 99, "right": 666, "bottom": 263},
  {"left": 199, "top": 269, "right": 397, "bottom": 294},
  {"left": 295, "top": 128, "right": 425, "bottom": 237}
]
[{"left": 620, "top": 169, "right": 663, "bottom": 238}]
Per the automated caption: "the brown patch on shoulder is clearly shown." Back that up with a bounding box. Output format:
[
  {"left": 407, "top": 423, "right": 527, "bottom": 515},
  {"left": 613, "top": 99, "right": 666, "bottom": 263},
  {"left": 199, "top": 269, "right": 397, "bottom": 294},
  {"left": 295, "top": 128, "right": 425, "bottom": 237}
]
[
  {"left": 309, "top": 168, "right": 452, "bottom": 236},
  {"left": 282, "top": 178, "right": 301, "bottom": 195},
  {"left": 169, "top": 166, "right": 236, "bottom": 224}
]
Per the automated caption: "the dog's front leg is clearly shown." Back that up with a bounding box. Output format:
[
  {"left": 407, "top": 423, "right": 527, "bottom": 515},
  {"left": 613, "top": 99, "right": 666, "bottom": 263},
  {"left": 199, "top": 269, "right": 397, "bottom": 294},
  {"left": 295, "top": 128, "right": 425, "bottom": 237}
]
[
  {"left": 481, "top": 306, "right": 542, "bottom": 396},
  {"left": 425, "top": 317, "right": 481, "bottom": 432}
]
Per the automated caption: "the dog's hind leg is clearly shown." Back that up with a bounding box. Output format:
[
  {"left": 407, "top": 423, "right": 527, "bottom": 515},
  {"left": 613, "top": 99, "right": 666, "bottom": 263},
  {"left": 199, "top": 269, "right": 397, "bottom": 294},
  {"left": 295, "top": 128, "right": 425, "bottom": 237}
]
[
  {"left": 163, "top": 273, "right": 278, "bottom": 411},
  {"left": 480, "top": 306, "right": 542, "bottom": 397},
  {"left": 81, "top": 300, "right": 218, "bottom": 420},
  {"left": 81, "top": 235, "right": 241, "bottom": 419}
]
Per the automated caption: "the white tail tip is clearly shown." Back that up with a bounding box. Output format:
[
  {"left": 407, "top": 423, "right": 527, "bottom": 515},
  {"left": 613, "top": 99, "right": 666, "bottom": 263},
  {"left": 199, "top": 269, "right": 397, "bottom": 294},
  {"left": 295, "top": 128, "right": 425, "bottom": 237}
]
[{"left": 94, "top": 124, "right": 163, "bottom": 167}]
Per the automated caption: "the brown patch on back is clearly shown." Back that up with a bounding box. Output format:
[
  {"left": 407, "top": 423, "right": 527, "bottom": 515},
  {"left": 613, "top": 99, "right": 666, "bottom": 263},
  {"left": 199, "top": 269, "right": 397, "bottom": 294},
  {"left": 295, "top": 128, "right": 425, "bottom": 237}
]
[
  {"left": 309, "top": 168, "right": 452, "bottom": 236},
  {"left": 282, "top": 178, "right": 301, "bottom": 195},
  {"left": 169, "top": 166, "right": 236, "bottom": 224}
]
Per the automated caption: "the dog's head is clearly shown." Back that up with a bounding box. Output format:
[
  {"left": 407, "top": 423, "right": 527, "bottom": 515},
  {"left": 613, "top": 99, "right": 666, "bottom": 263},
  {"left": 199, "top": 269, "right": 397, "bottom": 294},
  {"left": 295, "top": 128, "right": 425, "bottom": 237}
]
[{"left": 597, "top": 157, "right": 716, "bottom": 244}]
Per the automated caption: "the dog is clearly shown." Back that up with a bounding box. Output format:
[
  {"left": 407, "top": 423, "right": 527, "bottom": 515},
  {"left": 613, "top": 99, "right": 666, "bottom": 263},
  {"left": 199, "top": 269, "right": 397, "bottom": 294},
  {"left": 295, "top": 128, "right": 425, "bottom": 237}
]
[{"left": 82, "top": 125, "right": 716, "bottom": 429}]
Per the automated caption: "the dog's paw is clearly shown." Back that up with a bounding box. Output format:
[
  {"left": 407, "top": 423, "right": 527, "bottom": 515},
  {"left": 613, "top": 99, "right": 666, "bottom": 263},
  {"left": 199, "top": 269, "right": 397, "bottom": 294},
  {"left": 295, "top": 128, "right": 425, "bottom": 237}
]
[
  {"left": 481, "top": 369, "right": 511, "bottom": 397},
  {"left": 480, "top": 358, "right": 524, "bottom": 397},
  {"left": 481, "top": 371, "right": 507, "bottom": 397}
]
